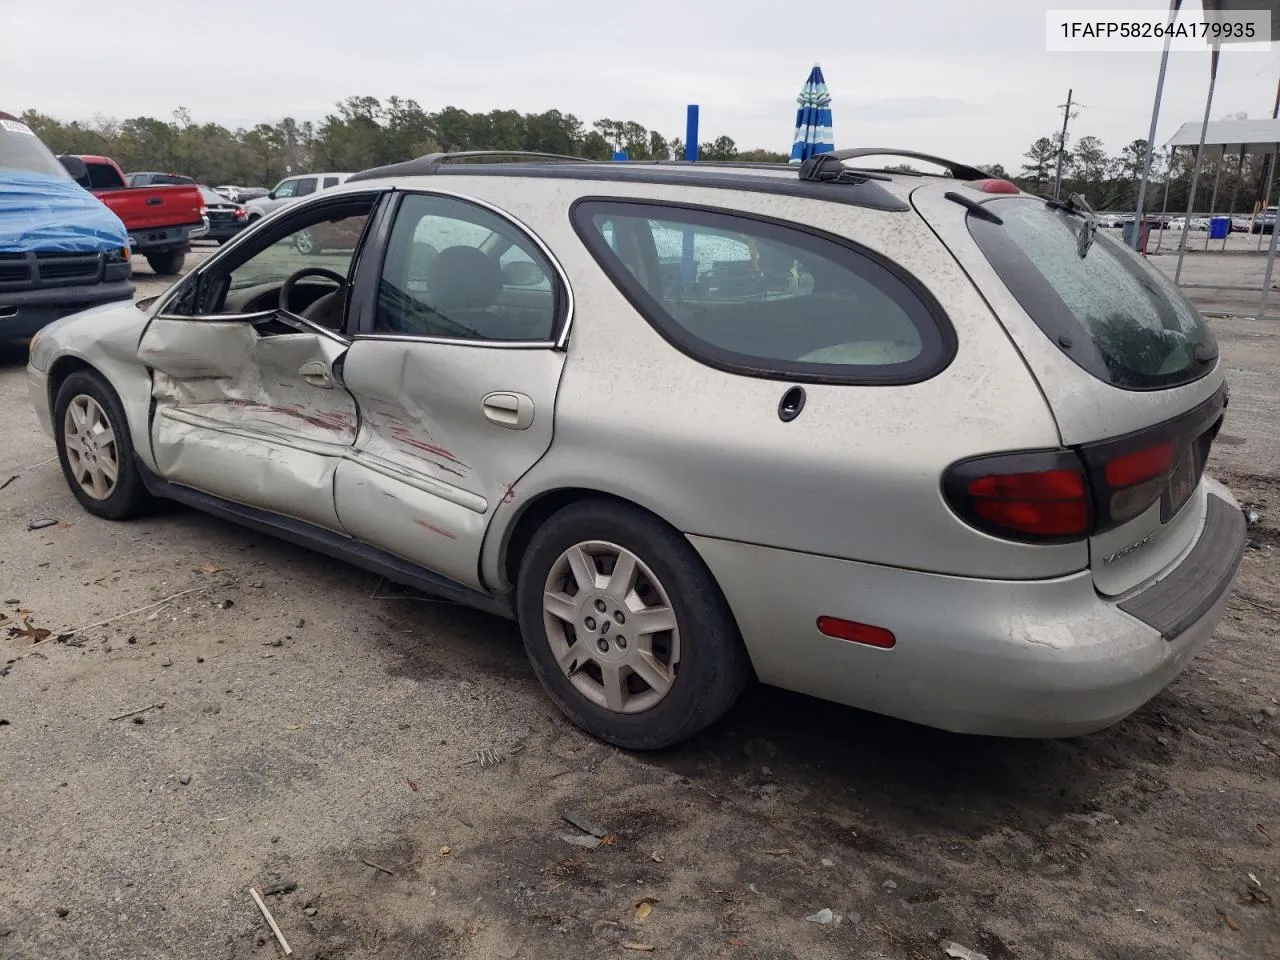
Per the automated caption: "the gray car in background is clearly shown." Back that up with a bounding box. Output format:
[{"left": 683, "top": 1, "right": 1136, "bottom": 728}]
[{"left": 25, "top": 149, "right": 1246, "bottom": 749}]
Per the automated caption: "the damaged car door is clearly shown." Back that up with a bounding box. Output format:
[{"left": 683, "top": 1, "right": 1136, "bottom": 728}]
[
  {"left": 137, "top": 191, "right": 383, "bottom": 531},
  {"left": 334, "top": 191, "right": 570, "bottom": 590}
]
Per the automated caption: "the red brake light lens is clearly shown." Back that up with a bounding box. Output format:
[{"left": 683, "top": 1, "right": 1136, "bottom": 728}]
[
  {"left": 1104, "top": 441, "right": 1175, "bottom": 488},
  {"left": 945, "top": 453, "right": 1093, "bottom": 542}
]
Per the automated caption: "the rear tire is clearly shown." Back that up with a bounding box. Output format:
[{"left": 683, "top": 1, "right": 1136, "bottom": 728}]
[
  {"left": 516, "top": 500, "right": 750, "bottom": 750},
  {"left": 146, "top": 250, "right": 185, "bottom": 276},
  {"left": 53, "top": 370, "right": 154, "bottom": 521}
]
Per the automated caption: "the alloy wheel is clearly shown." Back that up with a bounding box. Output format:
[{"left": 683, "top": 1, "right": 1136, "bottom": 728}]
[
  {"left": 62, "top": 394, "right": 119, "bottom": 501},
  {"left": 541, "top": 540, "right": 681, "bottom": 714}
]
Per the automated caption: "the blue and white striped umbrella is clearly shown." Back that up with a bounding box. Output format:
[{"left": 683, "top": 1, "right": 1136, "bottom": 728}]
[{"left": 789, "top": 65, "right": 834, "bottom": 164}]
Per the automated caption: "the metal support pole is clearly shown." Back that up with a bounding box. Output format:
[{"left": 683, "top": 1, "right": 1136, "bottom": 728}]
[
  {"left": 1204, "top": 146, "right": 1224, "bottom": 250},
  {"left": 1260, "top": 148, "right": 1276, "bottom": 251},
  {"left": 1175, "top": 47, "right": 1220, "bottom": 284},
  {"left": 1132, "top": 0, "right": 1182, "bottom": 251},
  {"left": 1261, "top": 141, "right": 1280, "bottom": 321},
  {"left": 1223, "top": 146, "right": 1245, "bottom": 251},
  {"left": 1155, "top": 148, "right": 1175, "bottom": 253}
]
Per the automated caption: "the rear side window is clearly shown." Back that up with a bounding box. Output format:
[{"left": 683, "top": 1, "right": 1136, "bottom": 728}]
[
  {"left": 295, "top": 178, "right": 317, "bottom": 197},
  {"left": 970, "top": 198, "right": 1217, "bottom": 390},
  {"left": 572, "top": 200, "right": 954, "bottom": 384},
  {"left": 322, "top": 176, "right": 340, "bottom": 189}
]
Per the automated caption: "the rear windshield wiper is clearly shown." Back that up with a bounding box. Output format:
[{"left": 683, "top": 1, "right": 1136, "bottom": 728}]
[{"left": 1044, "top": 193, "right": 1099, "bottom": 258}]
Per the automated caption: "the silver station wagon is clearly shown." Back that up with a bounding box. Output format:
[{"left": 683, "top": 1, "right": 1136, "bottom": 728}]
[{"left": 26, "top": 149, "right": 1247, "bottom": 749}]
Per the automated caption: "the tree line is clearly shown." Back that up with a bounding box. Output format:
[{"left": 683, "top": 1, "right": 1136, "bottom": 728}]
[
  {"left": 19, "top": 97, "right": 786, "bottom": 188},
  {"left": 22, "top": 97, "right": 1275, "bottom": 215},
  {"left": 1004, "top": 121, "right": 1278, "bottom": 214}
]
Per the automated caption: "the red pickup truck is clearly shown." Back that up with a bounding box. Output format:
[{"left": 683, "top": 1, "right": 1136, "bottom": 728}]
[{"left": 64, "top": 155, "right": 205, "bottom": 275}]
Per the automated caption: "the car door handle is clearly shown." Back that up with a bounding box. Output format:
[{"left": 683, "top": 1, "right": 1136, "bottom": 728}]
[
  {"left": 299, "top": 361, "right": 334, "bottom": 388},
  {"left": 482, "top": 391, "right": 534, "bottom": 430}
]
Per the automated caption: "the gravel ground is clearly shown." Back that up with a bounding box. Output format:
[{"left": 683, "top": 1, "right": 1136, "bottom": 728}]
[{"left": 0, "top": 249, "right": 1276, "bottom": 960}]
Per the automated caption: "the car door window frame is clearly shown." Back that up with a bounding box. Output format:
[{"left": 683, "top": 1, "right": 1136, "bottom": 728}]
[
  {"left": 347, "top": 189, "right": 574, "bottom": 350},
  {"left": 152, "top": 189, "right": 389, "bottom": 345}
]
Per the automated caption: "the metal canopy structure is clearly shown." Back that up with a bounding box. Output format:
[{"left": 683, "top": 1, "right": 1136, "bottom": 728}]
[{"left": 1164, "top": 118, "right": 1280, "bottom": 151}]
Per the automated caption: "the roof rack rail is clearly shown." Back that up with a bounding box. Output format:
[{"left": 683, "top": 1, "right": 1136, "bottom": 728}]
[
  {"left": 349, "top": 150, "right": 591, "bottom": 182},
  {"left": 801, "top": 148, "right": 988, "bottom": 183}
]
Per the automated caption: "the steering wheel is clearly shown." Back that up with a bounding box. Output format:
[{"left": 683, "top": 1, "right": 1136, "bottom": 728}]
[{"left": 279, "top": 267, "right": 348, "bottom": 316}]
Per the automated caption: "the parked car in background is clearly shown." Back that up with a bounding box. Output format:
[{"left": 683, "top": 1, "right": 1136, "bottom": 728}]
[
  {"left": 243, "top": 173, "right": 350, "bottom": 221},
  {"left": 24, "top": 149, "right": 1246, "bottom": 750},
  {"left": 1251, "top": 207, "right": 1276, "bottom": 234},
  {"left": 64, "top": 155, "right": 205, "bottom": 275},
  {"left": 198, "top": 185, "right": 248, "bottom": 244},
  {"left": 237, "top": 186, "right": 269, "bottom": 203},
  {"left": 126, "top": 171, "right": 196, "bottom": 187},
  {"left": 0, "top": 111, "right": 133, "bottom": 343},
  {"left": 1167, "top": 217, "right": 1209, "bottom": 232}
]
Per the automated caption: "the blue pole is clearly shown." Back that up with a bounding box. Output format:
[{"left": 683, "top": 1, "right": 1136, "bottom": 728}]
[
  {"left": 684, "top": 105, "right": 699, "bottom": 161},
  {"left": 682, "top": 104, "right": 699, "bottom": 289}
]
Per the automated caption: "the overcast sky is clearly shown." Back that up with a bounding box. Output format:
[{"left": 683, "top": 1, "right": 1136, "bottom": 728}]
[{"left": 2, "top": 0, "right": 1278, "bottom": 170}]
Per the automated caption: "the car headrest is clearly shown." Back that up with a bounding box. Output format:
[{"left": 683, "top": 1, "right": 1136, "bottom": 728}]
[{"left": 425, "top": 245, "right": 502, "bottom": 310}]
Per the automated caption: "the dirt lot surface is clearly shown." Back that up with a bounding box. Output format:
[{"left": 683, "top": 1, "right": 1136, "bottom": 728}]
[{"left": 0, "top": 250, "right": 1277, "bottom": 960}]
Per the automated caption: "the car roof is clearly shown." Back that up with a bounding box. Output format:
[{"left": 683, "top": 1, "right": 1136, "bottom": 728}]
[{"left": 344, "top": 149, "right": 1005, "bottom": 214}]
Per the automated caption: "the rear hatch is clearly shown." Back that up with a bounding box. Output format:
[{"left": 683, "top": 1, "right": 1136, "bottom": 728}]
[{"left": 911, "top": 180, "right": 1226, "bottom": 597}]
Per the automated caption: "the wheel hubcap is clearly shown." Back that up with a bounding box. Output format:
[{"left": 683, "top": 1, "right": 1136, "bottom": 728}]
[
  {"left": 542, "top": 540, "right": 681, "bottom": 714},
  {"left": 63, "top": 395, "right": 119, "bottom": 501}
]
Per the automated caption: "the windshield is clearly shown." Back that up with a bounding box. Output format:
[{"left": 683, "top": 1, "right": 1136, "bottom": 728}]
[
  {"left": 0, "top": 118, "right": 71, "bottom": 179},
  {"left": 969, "top": 197, "right": 1217, "bottom": 391}
]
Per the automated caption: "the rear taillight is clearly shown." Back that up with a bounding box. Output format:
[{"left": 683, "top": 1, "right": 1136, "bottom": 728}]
[
  {"left": 234, "top": 206, "right": 247, "bottom": 219},
  {"left": 944, "top": 450, "right": 1092, "bottom": 543}
]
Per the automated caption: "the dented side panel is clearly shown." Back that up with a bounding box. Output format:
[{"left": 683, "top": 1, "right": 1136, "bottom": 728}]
[
  {"left": 138, "top": 318, "right": 358, "bottom": 531},
  {"left": 337, "top": 340, "right": 566, "bottom": 590}
]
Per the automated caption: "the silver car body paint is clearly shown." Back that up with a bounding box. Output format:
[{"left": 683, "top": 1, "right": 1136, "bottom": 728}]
[{"left": 25, "top": 165, "right": 1244, "bottom": 739}]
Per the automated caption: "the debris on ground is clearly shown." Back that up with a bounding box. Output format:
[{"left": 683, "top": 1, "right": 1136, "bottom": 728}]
[
  {"left": 249, "top": 886, "right": 293, "bottom": 956},
  {"left": 621, "top": 944, "right": 655, "bottom": 953},
  {"left": 1243, "top": 506, "right": 1260, "bottom": 525},
  {"left": 804, "top": 908, "right": 834, "bottom": 925},
  {"left": 109, "top": 702, "right": 165, "bottom": 722},
  {"left": 943, "top": 943, "right": 991, "bottom": 960},
  {"left": 559, "top": 832, "right": 604, "bottom": 849},
  {"left": 562, "top": 809, "right": 609, "bottom": 838},
  {"left": 635, "top": 896, "right": 659, "bottom": 920},
  {"left": 199, "top": 564, "right": 224, "bottom": 574},
  {"left": 439, "top": 846, "right": 451, "bottom": 856},
  {"left": 1216, "top": 906, "right": 1240, "bottom": 931},
  {"left": 882, "top": 880, "right": 898, "bottom": 891},
  {"left": 407, "top": 778, "right": 419, "bottom": 792},
  {"left": 178, "top": 773, "right": 192, "bottom": 785},
  {"left": 359, "top": 859, "right": 395, "bottom": 877},
  {"left": 27, "top": 518, "right": 57, "bottom": 531},
  {"left": 0, "top": 475, "right": 16, "bottom": 492},
  {"left": 217, "top": 599, "right": 235, "bottom": 610}
]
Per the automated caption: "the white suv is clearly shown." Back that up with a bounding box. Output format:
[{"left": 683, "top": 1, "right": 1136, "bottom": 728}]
[{"left": 244, "top": 172, "right": 350, "bottom": 220}]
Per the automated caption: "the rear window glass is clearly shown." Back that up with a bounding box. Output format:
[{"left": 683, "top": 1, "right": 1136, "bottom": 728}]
[
  {"left": 0, "top": 118, "right": 70, "bottom": 179},
  {"left": 572, "top": 200, "right": 954, "bottom": 384},
  {"left": 970, "top": 198, "right": 1217, "bottom": 390}
]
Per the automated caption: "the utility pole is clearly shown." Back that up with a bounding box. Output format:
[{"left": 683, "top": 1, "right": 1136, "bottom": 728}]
[{"left": 1052, "top": 89, "right": 1077, "bottom": 200}]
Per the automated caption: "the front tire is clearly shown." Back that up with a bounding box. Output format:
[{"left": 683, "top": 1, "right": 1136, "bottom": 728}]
[
  {"left": 516, "top": 500, "right": 750, "bottom": 750},
  {"left": 53, "top": 370, "right": 153, "bottom": 520},
  {"left": 146, "top": 250, "right": 185, "bottom": 276}
]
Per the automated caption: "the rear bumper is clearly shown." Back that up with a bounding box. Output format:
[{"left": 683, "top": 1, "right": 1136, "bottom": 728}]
[
  {"left": 205, "top": 219, "right": 247, "bottom": 241},
  {"left": 127, "top": 224, "right": 195, "bottom": 254},
  {"left": 0, "top": 279, "right": 135, "bottom": 342},
  {"left": 690, "top": 478, "right": 1246, "bottom": 738}
]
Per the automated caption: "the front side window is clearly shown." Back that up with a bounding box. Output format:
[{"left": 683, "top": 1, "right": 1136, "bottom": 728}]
[
  {"left": 272, "top": 179, "right": 298, "bottom": 199},
  {"left": 572, "top": 200, "right": 954, "bottom": 383},
  {"left": 970, "top": 198, "right": 1217, "bottom": 390},
  {"left": 167, "top": 195, "right": 378, "bottom": 329},
  {"left": 374, "top": 193, "right": 560, "bottom": 341}
]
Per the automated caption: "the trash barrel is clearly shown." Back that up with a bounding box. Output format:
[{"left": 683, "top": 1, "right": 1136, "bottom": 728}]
[
  {"left": 1209, "top": 216, "right": 1231, "bottom": 240},
  {"left": 1122, "top": 219, "right": 1150, "bottom": 253}
]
